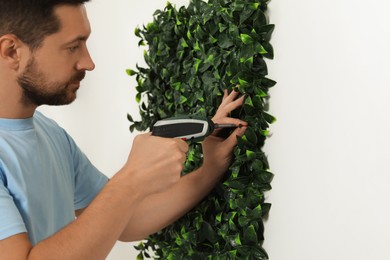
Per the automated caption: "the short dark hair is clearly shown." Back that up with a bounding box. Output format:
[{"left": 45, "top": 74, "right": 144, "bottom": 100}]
[{"left": 0, "top": 0, "right": 90, "bottom": 50}]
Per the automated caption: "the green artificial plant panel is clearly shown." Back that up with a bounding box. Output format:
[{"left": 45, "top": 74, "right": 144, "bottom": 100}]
[{"left": 127, "top": 0, "right": 276, "bottom": 259}]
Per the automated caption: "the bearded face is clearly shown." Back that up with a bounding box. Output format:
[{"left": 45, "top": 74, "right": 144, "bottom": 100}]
[{"left": 17, "top": 56, "right": 86, "bottom": 106}]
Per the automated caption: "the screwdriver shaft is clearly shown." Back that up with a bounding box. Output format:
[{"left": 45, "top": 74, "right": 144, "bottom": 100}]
[{"left": 214, "top": 124, "right": 238, "bottom": 129}]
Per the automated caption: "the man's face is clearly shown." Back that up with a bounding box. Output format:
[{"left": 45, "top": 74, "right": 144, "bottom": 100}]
[
  {"left": 18, "top": 55, "right": 86, "bottom": 106},
  {"left": 17, "top": 4, "right": 95, "bottom": 106}
]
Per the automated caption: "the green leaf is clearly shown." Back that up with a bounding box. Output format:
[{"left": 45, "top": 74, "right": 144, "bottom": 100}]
[
  {"left": 251, "top": 159, "right": 263, "bottom": 172},
  {"left": 129, "top": 124, "right": 135, "bottom": 133},
  {"left": 194, "top": 215, "right": 203, "bottom": 230},
  {"left": 259, "top": 171, "right": 274, "bottom": 184},
  {"left": 249, "top": 3, "right": 260, "bottom": 10},
  {"left": 200, "top": 221, "right": 218, "bottom": 243},
  {"left": 175, "top": 235, "right": 183, "bottom": 246},
  {"left": 217, "top": 34, "right": 234, "bottom": 49},
  {"left": 255, "top": 43, "right": 268, "bottom": 55},
  {"left": 194, "top": 58, "right": 202, "bottom": 73},
  {"left": 179, "top": 95, "right": 187, "bottom": 104},
  {"left": 262, "top": 203, "right": 272, "bottom": 217},
  {"left": 126, "top": 69, "right": 137, "bottom": 76},
  {"left": 261, "top": 130, "right": 270, "bottom": 137},
  {"left": 195, "top": 24, "right": 207, "bottom": 39},
  {"left": 136, "top": 93, "right": 141, "bottom": 103},
  {"left": 228, "top": 211, "right": 237, "bottom": 229},
  {"left": 244, "top": 96, "right": 254, "bottom": 107},
  {"left": 134, "top": 27, "right": 141, "bottom": 38},
  {"left": 205, "top": 53, "right": 214, "bottom": 64},
  {"left": 262, "top": 42, "right": 274, "bottom": 59},
  {"left": 208, "top": 34, "right": 218, "bottom": 44},
  {"left": 256, "top": 87, "right": 269, "bottom": 98},
  {"left": 244, "top": 225, "right": 258, "bottom": 244},
  {"left": 127, "top": 113, "right": 134, "bottom": 122},
  {"left": 136, "top": 253, "right": 144, "bottom": 260},
  {"left": 187, "top": 29, "right": 192, "bottom": 40},
  {"left": 229, "top": 250, "right": 237, "bottom": 258},
  {"left": 239, "top": 8, "right": 255, "bottom": 25},
  {"left": 263, "top": 112, "right": 277, "bottom": 124},
  {"left": 262, "top": 77, "right": 277, "bottom": 88},
  {"left": 179, "top": 38, "right": 189, "bottom": 48},
  {"left": 238, "top": 78, "right": 249, "bottom": 87},
  {"left": 238, "top": 216, "right": 249, "bottom": 227},
  {"left": 218, "top": 23, "right": 227, "bottom": 32},
  {"left": 240, "top": 34, "right": 254, "bottom": 45},
  {"left": 146, "top": 22, "right": 157, "bottom": 31},
  {"left": 246, "top": 150, "right": 256, "bottom": 160},
  {"left": 193, "top": 40, "right": 201, "bottom": 51},
  {"left": 250, "top": 205, "right": 262, "bottom": 219},
  {"left": 216, "top": 212, "right": 222, "bottom": 223},
  {"left": 233, "top": 234, "right": 242, "bottom": 246},
  {"left": 244, "top": 127, "right": 257, "bottom": 144}
]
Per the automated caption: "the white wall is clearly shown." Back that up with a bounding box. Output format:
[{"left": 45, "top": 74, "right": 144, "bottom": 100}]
[
  {"left": 39, "top": 0, "right": 390, "bottom": 259},
  {"left": 264, "top": 0, "right": 390, "bottom": 259}
]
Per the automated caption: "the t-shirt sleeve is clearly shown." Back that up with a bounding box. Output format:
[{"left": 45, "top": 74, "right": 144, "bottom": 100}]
[
  {"left": 0, "top": 174, "right": 27, "bottom": 241},
  {"left": 65, "top": 133, "right": 109, "bottom": 210}
]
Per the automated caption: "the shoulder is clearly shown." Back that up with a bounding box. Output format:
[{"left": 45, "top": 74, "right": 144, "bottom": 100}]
[
  {"left": 33, "top": 111, "right": 70, "bottom": 140},
  {"left": 33, "top": 111, "right": 76, "bottom": 153},
  {"left": 33, "top": 111, "right": 62, "bottom": 129}
]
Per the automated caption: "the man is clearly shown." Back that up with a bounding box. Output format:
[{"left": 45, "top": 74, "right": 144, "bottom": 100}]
[{"left": 0, "top": 1, "right": 247, "bottom": 259}]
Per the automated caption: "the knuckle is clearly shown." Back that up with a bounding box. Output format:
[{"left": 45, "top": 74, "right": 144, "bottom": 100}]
[
  {"left": 167, "top": 139, "right": 178, "bottom": 148},
  {"left": 174, "top": 164, "right": 184, "bottom": 174},
  {"left": 174, "top": 152, "right": 185, "bottom": 163}
]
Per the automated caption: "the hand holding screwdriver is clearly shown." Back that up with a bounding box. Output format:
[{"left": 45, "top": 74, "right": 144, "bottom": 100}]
[{"left": 151, "top": 116, "right": 242, "bottom": 142}]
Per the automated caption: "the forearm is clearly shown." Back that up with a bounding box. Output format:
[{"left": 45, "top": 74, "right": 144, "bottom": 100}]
[
  {"left": 0, "top": 133, "right": 190, "bottom": 259},
  {"left": 28, "top": 170, "right": 143, "bottom": 260},
  {"left": 119, "top": 164, "right": 222, "bottom": 241}
]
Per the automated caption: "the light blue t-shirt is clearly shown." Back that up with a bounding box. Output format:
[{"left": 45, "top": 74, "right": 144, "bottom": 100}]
[{"left": 0, "top": 111, "right": 108, "bottom": 245}]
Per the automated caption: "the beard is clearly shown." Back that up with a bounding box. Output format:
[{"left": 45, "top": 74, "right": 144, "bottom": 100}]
[{"left": 17, "top": 57, "right": 86, "bottom": 106}]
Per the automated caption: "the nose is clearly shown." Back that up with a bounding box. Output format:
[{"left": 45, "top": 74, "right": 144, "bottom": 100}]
[{"left": 76, "top": 45, "right": 95, "bottom": 71}]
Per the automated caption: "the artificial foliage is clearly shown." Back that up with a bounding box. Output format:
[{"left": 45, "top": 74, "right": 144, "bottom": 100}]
[{"left": 127, "top": 0, "right": 276, "bottom": 258}]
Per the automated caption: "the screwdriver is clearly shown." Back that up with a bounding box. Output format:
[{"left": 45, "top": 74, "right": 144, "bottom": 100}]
[{"left": 151, "top": 116, "right": 240, "bottom": 142}]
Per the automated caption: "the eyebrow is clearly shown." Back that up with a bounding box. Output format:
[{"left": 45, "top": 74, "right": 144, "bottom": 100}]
[{"left": 64, "top": 35, "right": 89, "bottom": 45}]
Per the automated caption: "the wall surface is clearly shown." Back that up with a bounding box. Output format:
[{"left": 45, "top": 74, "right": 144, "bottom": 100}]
[
  {"left": 263, "top": 0, "right": 390, "bottom": 259},
  {"left": 39, "top": 0, "right": 390, "bottom": 259}
]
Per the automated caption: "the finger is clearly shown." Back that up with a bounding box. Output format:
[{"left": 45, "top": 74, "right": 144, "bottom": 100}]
[
  {"left": 223, "top": 89, "right": 229, "bottom": 99},
  {"left": 175, "top": 139, "right": 189, "bottom": 153},
  {"left": 214, "top": 96, "right": 245, "bottom": 119},
  {"left": 213, "top": 117, "right": 247, "bottom": 126},
  {"left": 221, "top": 89, "right": 240, "bottom": 105},
  {"left": 152, "top": 135, "right": 189, "bottom": 154},
  {"left": 211, "top": 118, "right": 247, "bottom": 137},
  {"left": 224, "top": 125, "right": 247, "bottom": 148},
  {"left": 220, "top": 95, "right": 245, "bottom": 114}
]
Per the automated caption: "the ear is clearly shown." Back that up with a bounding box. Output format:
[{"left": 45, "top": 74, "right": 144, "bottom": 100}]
[{"left": 0, "top": 34, "right": 24, "bottom": 70}]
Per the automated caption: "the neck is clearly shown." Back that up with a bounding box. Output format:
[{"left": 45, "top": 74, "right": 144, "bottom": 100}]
[
  {"left": 0, "top": 102, "right": 37, "bottom": 119},
  {"left": 0, "top": 83, "right": 37, "bottom": 119}
]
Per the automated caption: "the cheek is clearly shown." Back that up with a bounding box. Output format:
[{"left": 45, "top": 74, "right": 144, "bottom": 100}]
[
  {"left": 36, "top": 54, "right": 76, "bottom": 82},
  {"left": 44, "top": 66, "right": 74, "bottom": 84}
]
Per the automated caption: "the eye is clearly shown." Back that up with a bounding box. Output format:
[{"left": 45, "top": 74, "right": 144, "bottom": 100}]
[{"left": 68, "top": 45, "right": 80, "bottom": 53}]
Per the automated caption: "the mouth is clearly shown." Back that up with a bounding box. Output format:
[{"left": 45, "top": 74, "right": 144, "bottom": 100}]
[
  {"left": 72, "top": 71, "right": 86, "bottom": 83},
  {"left": 68, "top": 72, "right": 85, "bottom": 89},
  {"left": 67, "top": 81, "right": 81, "bottom": 93},
  {"left": 70, "top": 81, "right": 80, "bottom": 87}
]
